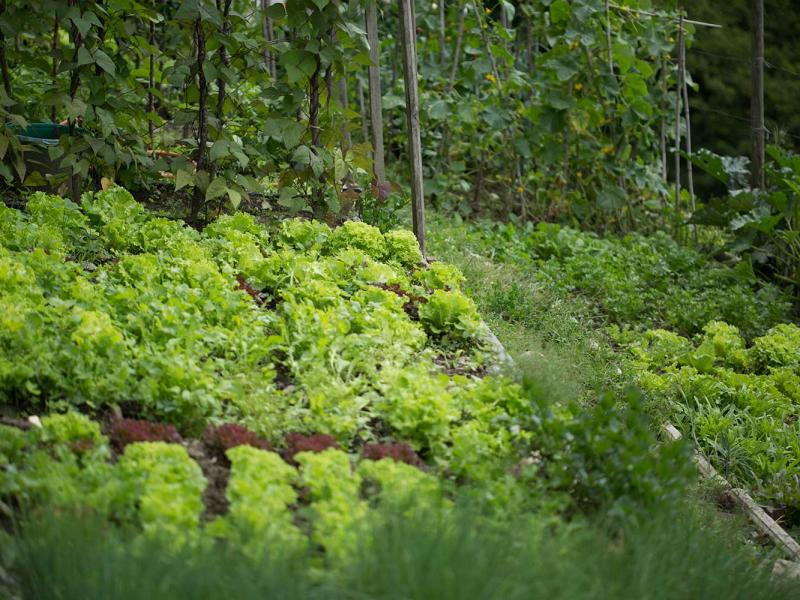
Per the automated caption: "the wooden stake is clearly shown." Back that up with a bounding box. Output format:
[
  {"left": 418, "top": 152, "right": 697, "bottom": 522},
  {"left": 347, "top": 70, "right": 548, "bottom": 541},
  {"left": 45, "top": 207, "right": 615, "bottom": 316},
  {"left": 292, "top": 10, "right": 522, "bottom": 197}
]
[
  {"left": 448, "top": 1, "right": 466, "bottom": 92},
  {"left": 673, "top": 17, "right": 682, "bottom": 237},
  {"left": 365, "top": 1, "right": 386, "bottom": 184},
  {"left": 751, "top": 0, "right": 765, "bottom": 188},
  {"left": 679, "top": 21, "right": 697, "bottom": 243},
  {"left": 604, "top": 0, "right": 614, "bottom": 78},
  {"left": 439, "top": 0, "right": 446, "bottom": 65},
  {"left": 338, "top": 76, "right": 351, "bottom": 154},
  {"left": 357, "top": 78, "right": 369, "bottom": 143},
  {"left": 398, "top": 0, "right": 426, "bottom": 255},
  {"left": 261, "top": 0, "right": 276, "bottom": 79},
  {"left": 148, "top": 19, "right": 155, "bottom": 149}
]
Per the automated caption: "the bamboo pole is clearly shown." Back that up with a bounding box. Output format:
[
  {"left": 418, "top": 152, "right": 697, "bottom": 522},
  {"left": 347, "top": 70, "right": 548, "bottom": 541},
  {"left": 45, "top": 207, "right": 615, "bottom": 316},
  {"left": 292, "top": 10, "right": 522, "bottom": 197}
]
[
  {"left": 439, "top": 0, "right": 446, "bottom": 65},
  {"left": 51, "top": 15, "right": 58, "bottom": 123},
  {"left": 398, "top": 0, "right": 426, "bottom": 255},
  {"left": 365, "top": 0, "right": 386, "bottom": 184}
]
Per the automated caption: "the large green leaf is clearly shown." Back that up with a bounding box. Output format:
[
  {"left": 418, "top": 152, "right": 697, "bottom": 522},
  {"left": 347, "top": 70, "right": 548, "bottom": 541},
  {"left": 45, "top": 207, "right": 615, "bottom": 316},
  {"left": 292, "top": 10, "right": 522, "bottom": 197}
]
[{"left": 281, "top": 49, "right": 317, "bottom": 84}]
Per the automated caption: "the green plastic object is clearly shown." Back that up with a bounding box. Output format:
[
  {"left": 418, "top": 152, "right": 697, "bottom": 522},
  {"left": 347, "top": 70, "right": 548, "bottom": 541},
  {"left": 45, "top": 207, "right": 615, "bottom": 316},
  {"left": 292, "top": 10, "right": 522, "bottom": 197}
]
[
  {"left": 6, "top": 122, "right": 84, "bottom": 199},
  {"left": 12, "top": 123, "right": 83, "bottom": 146}
]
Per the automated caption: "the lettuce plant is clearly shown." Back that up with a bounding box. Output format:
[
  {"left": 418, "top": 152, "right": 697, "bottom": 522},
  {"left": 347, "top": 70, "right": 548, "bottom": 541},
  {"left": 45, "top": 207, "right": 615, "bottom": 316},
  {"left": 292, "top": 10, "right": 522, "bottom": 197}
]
[
  {"left": 323, "top": 221, "right": 386, "bottom": 260},
  {"left": 383, "top": 230, "right": 423, "bottom": 267},
  {"left": 108, "top": 418, "right": 183, "bottom": 450},
  {"left": 418, "top": 289, "right": 482, "bottom": 343},
  {"left": 208, "top": 445, "right": 305, "bottom": 559},
  {"left": 116, "top": 442, "right": 206, "bottom": 544},
  {"left": 752, "top": 323, "right": 800, "bottom": 369},
  {"left": 203, "top": 423, "right": 271, "bottom": 457},
  {"left": 413, "top": 261, "right": 466, "bottom": 291},
  {"left": 296, "top": 448, "right": 366, "bottom": 564}
]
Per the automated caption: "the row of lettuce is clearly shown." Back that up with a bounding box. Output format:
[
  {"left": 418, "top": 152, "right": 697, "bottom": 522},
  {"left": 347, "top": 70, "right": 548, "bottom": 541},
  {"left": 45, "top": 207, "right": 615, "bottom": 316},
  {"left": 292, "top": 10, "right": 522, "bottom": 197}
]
[
  {"left": 616, "top": 322, "right": 800, "bottom": 514},
  {"left": 0, "top": 188, "right": 515, "bottom": 464},
  {"left": 465, "top": 219, "right": 789, "bottom": 340},
  {"left": 0, "top": 189, "right": 695, "bottom": 560},
  {"left": 1, "top": 412, "right": 441, "bottom": 562},
  {"left": 450, "top": 218, "right": 800, "bottom": 528}
]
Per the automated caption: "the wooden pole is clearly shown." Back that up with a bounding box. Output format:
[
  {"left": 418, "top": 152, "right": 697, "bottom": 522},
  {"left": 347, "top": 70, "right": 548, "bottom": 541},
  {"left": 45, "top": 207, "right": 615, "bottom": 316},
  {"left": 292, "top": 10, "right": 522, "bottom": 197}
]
[
  {"left": 261, "top": 0, "right": 277, "bottom": 79},
  {"left": 398, "top": 0, "right": 426, "bottom": 255},
  {"left": 357, "top": 78, "right": 369, "bottom": 143},
  {"left": 148, "top": 20, "right": 155, "bottom": 149},
  {"left": 679, "top": 25, "right": 697, "bottom": 243},
  {"left": 439, "top": 0, "right": 446, "bottom": 65},
  {"left": 751, "top": 0, "right": 765, "bottom": 188},
  {"left": 365, "top": 0, "right": 386, "bottom": 184},
  {"left": 673, "top": 16, "right": 682, "bottom": 237},
  {"left": 447, "top": 1, "right": 466, "bottom": 92},
  {"left": 604, "top": 0, "right": 614, "bottom": 79},
  {"left": 338, "top": 76, "right": 351, "bottom": 154}
]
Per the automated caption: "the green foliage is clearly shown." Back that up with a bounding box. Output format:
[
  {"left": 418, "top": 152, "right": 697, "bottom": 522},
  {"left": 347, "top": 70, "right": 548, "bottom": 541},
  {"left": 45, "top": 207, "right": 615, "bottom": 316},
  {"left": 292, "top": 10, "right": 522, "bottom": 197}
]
[
  {"left": 530, "top": 384, "right": 693, "bottom": 519},
  {"left": 274, "top": 218, "right": 331, "bottom": 252},
  {"left": 413, "top": 261, "right": 466, "bottom": 291},
  {"left": 11, "top": 502, "right": 800, "bottom": 600},
  {"left": 116, "top": 442, "right": 206, "bottom": 543},
  {"left": 324, "top": 221, "right": 387, "bottom": 260},
  {"left": 384, "top": 0, "right": 686, "bottom": 229},
  {"left": 752, "top": 323, "right": 800, "bottom": 369},
  {"left": 357, "top": 458, "right": 442, "bottom": 510},
  {"left": 374, "top": 365, "right": 459, "bottom": 455},
  {"left": 35, "top": 411, "right": 104, "bottom": 447},
  {"left": 209, "top": 445, "right": 306, "bottom": 559},
  {"left": 691, "top": 146, "right": 800, "bottom": 304},
  {"left": 296, "top": 449, "right": 367, "bottom": 564},
  {"left": 622, "top": 320, "right": 800, "bottom": 517},
  {"left": 382, "top": 229, "right": 423, "bottom": 268},
  {"left": 418, "top": 289, "right": 482, "bottom": 343},
  {"left": 451, "top": 219, "right": 790, "bottom": 338}
]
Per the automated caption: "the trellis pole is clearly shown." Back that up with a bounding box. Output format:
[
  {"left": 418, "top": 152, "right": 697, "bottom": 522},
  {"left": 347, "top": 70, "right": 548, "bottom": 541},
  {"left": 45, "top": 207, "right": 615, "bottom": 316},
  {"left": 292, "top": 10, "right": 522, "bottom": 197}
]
[
  {"left": 673, "top": 16, "right": 683, "bottom": 237},
  {"left": 397, "top": 0, "right": 426, "bottom": 255},
  {"left": 751, "top": 0, "right": 765, "bottom": 188},
  {"left": 679, "top": 21, "right": 697, "bottom": 243},
  {"left": 365, "top": 1, "right": 386, "bottom": 185},
  {"left": 337, "top": 77, "right": 351, "bottom": 153}
]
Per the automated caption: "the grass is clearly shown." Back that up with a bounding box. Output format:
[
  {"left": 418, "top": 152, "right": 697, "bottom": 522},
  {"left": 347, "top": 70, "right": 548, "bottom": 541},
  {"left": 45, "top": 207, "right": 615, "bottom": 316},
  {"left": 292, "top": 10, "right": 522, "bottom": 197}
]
[
  {"left": 428, "top": 214, "right": 622, "bottom": 404},
  {"left": 427, "top": 213, "right": 791, "bottom": 567},
  {"left": 5, "top": 501, "right": 798, "bottom": 600}
]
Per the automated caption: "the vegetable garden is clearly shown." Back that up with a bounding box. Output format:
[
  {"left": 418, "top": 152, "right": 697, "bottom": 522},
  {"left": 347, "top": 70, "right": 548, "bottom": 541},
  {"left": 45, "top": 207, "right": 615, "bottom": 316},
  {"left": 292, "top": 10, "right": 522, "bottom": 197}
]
[{"left": 2, "top": 0, "right": 800, "bottom": 598}]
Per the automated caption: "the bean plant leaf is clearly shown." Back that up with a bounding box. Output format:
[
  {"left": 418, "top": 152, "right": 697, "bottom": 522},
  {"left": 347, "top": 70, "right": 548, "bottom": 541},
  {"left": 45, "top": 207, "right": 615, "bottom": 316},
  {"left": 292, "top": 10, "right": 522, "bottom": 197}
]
[{"left": 282, "top": 49, "right": 317, "bottom": 84}]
